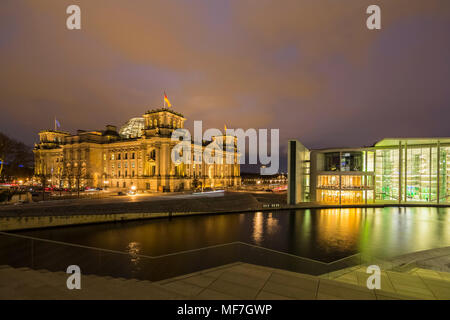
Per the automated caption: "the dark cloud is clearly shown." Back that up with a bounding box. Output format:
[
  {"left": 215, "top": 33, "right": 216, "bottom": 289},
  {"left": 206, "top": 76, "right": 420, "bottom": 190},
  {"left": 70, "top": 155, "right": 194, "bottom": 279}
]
[{"left": 1, "top": 0, "right": 450, "bottom": 171}]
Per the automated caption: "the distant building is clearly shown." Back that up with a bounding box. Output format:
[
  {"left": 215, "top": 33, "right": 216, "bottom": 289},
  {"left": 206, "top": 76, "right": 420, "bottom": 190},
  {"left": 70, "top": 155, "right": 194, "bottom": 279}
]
[
  {"left": 241, "top": 172, "right": 287, "bottom": 186},
  {"left": 34, "top": 106, "right": 241, "bottom": 191},
  {"left": 288, "top": 138, "right": 450, "bottom": 205},
  {"left": 118, "top": 117, "right": 145, "bottom": 139}
]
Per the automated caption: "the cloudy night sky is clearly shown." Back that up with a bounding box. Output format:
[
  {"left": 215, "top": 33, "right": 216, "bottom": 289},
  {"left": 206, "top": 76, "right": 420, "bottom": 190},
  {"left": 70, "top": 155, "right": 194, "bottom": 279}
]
[{"left": 1, "top": 1, "right": 450, "bottom": 171}]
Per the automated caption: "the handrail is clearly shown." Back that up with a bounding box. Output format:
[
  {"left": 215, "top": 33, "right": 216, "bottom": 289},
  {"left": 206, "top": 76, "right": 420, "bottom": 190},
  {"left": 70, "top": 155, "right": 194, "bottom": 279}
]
[
  {"left": 0, "top": 231, "right": 240, "bottom": 259},
  {"left": 0, "top": 231, "right": 359, "bottom": 266}
]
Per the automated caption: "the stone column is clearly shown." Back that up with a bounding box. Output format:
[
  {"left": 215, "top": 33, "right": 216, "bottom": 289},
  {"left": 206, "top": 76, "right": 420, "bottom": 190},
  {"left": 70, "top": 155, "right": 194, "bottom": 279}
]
[
  {"left": 155, "top": 146, "right": 160, "bottom": 176},
  {"left": 170, "top": 145, "right": 175, "bottom": 176},
  {"left": 161, "top": 143, "right": 169, "bottom": 177}
]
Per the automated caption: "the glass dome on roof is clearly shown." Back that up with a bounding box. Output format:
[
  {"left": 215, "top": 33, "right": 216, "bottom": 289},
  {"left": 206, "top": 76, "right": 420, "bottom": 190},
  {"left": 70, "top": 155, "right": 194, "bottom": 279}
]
[{"left": 119, "top": 117, "right": 145, "bottom": 138}]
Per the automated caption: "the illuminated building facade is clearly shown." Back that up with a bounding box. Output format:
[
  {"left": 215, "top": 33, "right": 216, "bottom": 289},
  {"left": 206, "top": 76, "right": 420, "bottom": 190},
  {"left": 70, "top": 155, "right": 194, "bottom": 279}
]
[
  {"left": 288, "top": 138, "right": 450, "bottom": 205},
  {"left": 34, "top": 107, "right": 241, "bottom": 191}
]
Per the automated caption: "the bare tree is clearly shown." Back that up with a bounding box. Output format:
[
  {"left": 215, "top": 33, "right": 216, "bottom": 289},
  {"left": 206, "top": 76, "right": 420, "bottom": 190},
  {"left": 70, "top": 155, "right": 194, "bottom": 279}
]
[
  {"left": 65, "top": 162, "right": 90, "bottom": 198},
  {"left": 35, "top": 172, "right": 50, "bottom": 201},
  {"left": 0, "top": 133, "right": 12, "bottom": 178},
  {"left": 0, "top": 132, "right": 33, "bottom": 181}
]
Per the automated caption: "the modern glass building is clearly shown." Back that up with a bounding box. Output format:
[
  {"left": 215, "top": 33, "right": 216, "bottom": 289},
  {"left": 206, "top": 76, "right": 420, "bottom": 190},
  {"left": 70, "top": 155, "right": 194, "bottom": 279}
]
[{"left": 288, "top": 138, "right": 450, "bottom": 205}]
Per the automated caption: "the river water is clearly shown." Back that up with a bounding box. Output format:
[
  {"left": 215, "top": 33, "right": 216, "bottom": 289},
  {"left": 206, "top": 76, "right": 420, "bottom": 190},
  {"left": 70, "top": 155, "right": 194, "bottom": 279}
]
[{"left": 17, "top": 207, "right": 450, "bottom": 263}]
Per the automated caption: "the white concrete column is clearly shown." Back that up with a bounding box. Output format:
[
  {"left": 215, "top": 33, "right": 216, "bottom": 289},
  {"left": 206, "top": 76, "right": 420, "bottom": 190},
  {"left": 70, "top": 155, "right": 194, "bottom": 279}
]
[{"left": 155, "top": 147, "right": 160, "bottom": 176}]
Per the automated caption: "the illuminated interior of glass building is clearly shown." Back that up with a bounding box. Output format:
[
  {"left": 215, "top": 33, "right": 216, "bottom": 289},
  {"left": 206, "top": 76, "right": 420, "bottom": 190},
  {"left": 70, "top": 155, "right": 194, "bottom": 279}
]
[{"left": 288, "top": 138, "right": 450, "bottom": 205}]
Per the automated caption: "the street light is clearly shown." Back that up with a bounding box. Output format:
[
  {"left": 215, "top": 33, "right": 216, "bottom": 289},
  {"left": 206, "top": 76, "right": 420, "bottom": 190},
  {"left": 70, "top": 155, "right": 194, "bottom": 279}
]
[{"left": 128, "top": 185, "right": 137, "bottom": 196}]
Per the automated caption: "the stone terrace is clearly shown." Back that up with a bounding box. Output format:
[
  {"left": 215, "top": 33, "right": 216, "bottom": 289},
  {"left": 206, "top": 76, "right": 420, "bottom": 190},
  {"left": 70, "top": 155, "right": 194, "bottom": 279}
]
[
  {"left": 2, "top": 262, "right": 448, "bottom": 300},
  {"left": 0, "top": 192, "right": 262, "bottom": 217}
]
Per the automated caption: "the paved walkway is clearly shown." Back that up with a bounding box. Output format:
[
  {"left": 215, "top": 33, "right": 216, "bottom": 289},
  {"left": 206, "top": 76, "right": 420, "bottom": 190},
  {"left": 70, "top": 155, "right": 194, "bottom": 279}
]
[
  {"left": 156, "top": 262, "right": 401, "bottom": 300},
  {"left": 322, "top": 246, "right": 450, "bottom": 300},
  {"left": 388, "top": 246, "right": 450, "bottom": 273},
  {"left": 3, "top": 262, "right": 448, "bottom": 300},
  {"left": 325, "top": 266, "right": 450, "bottom": 300}
]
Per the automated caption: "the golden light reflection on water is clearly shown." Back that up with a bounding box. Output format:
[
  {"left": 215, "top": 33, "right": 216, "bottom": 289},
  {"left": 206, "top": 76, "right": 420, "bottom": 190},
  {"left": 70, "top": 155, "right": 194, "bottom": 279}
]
[
  {"left": 19, "top": 207, "right": 450, "bottom": 263},
  {"left": 266, "top": 212, "right": 279, "bottom": 236},
  {"left": 252, "top": 211, "right": 264, "bottom": 244},
  {"left": 127, "top": 241, "right": 141, "bottom": 264},
  {"left": 312, "top": 207, "right": 450, "bottom": 259},
  {"left": 316, "top": 208, "right": 363, "bottom": 253},
  {"left": 252, "top": 212, "right": 280, "bottom": 244}
]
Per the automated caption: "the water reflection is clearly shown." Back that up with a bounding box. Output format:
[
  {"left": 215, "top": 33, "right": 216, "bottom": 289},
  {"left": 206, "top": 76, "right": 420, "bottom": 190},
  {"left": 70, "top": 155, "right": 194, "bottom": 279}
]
[
  {"left": 316, "top": 208, "right": 362, "bottom": 255},
  {"left": 266, "top": 212, "right": 279, "bottom": 236},
  {"left": 252, "top": 212, "right": 263, "bottom": 244},
  {"left": 126, "top": 241, "right": 141, "bottom": 264},
  {"left": 17, "top": 207, "right": 450, "bottom": 263},
  {"left": 252, "top": 212, "right": 280, "bottom": 245}
]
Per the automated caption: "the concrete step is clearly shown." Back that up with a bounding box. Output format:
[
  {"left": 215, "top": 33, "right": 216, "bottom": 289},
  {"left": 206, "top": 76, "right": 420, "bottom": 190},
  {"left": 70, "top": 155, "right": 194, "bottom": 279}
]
[
  {"left": 0, "top": 265, "right": 182, "bottom": 299},
  {"left": 329, "top": 266, "right": 450, "bottom": 300}
]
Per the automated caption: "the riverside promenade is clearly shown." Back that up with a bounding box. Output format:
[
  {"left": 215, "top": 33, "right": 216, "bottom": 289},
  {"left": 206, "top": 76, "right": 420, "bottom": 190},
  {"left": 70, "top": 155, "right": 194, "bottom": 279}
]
[
  {"left": 2, "top": 260, "right": 449, "bottom": 300},
  {"left": 1, "top": 191, "right": 450, "bottom": 231},
  {"left": 0, "top": 191, "right": 282, "bottom": 231}
]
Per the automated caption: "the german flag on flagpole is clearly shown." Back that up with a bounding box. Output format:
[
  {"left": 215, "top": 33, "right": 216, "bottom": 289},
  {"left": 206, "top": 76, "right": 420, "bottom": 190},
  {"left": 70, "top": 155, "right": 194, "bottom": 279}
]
[{"left": 164, "top": 91, "right": 172, "bottom": 108}]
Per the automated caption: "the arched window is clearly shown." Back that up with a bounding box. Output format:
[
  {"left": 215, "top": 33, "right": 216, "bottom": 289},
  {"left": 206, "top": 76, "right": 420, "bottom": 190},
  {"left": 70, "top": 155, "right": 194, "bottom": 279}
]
[{"left": 149, "top": 149, "right": 156, "bottom": 161}]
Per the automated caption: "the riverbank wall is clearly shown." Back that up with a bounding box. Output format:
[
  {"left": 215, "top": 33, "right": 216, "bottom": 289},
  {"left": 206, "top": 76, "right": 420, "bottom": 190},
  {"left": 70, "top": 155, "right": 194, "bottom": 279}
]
[
  {"left": 1, "top": 192, "right": 449, "bottom": 231},
  {"left": 0, "top": 192, "right": 263, "bottom": 231}
]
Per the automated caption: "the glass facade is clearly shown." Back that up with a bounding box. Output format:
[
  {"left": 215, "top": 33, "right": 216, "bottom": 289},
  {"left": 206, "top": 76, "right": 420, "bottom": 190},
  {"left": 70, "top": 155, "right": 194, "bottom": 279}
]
[
  {"left": 324, "top": 152, "right": 340, "bottom": 171},
  {"left": 403, "top": 147, "right": 434, "bottom": 202},
  {"left": 324, "top": 151, "right": 365, "bottom": 172},
  {"left": 315, "top": 150, "right": 375, "bottom": 205},
  {"left": 375, "top": 149, "right": 400, "bottom": 201},
  {"left": 374, "top": 143, "right": 450, "bottom": 203},
  {"left": 439, "top": 147, "right": 448, "bottom": 203},
  {"left": 317, "top": 190, "right": 365, "bottom": 205},
  {"left": 119, "top": 117, "right": 145, "bottom": 138},
  {"left": 317, "top": 190, "right": 339, "bottom": 204},
  {"left": 317, "top": 175, "right": 339, "bottom": 188},
  {"left": 341, "top": 175, "right": 363, "bottom": 189},
  {"left": 341, "top": 152, "right": 363, "bottom": 171},
  {"left": 292, "top": 138, "right": 450, "bottom": 205}
]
